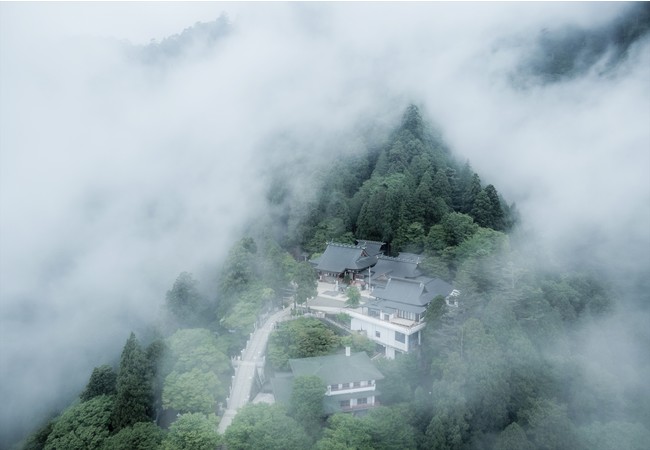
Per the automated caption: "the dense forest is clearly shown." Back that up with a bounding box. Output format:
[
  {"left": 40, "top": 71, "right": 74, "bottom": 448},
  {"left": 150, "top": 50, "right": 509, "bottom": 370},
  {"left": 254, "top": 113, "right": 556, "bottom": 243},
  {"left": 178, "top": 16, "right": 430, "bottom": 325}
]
[{"left": 15, "top": 105, "right": 649, "bottom": 450}]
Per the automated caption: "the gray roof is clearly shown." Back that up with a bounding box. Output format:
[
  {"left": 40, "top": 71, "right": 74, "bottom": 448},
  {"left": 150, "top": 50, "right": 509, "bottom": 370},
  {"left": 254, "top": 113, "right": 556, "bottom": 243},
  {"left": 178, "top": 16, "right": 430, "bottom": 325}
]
[
  {"left": 366, "top": 299, "right": 427, "bottom": 315},
  {"left": 355, "top": 240, "right": 386, "bottom": 257},
  {"left": 270, "top": 373, "right": 294, "bottom": 406},
  {"left": 288, "top": 352, "right": 384, "bottom": 386},
  {"left": 372, "top": 277, "right": 453, "bottom": 308},
  {"left": 397, "top": 252, "right": 421, "bottom": 262},
  {"left": 311, "top": 242, "right": 379, "bottom": 273},
  {"left": 371, "top": 255, "right": 421, "bottom": 279}
]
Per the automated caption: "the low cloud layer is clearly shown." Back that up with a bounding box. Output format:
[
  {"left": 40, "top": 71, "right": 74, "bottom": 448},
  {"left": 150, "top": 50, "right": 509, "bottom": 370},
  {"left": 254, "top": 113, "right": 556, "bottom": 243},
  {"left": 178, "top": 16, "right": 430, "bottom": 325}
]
[{"left": 1, "top": 2, "right": 648, "bottom": 445}]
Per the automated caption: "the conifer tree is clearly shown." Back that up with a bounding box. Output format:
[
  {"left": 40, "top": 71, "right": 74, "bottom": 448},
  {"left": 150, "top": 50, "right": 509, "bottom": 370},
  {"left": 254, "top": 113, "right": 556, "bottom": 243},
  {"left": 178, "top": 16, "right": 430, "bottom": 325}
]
[
  {"left": 433, "top": 168, "right": 452, "bottom": 207},
  {"left": 463, "top": 173, "right": 482, "bottom": 213},
  {"left": 484, "top": 184, "right": 505, "bottom": 230},
  {"left": 80, "top": 365, "right": 117, "bottom": 402},
  {"left": 111, "top": 333, "right": 153, "bottom": 431},
  {"left": 471, "top": 190, "right": 494, "bottom": 229}
]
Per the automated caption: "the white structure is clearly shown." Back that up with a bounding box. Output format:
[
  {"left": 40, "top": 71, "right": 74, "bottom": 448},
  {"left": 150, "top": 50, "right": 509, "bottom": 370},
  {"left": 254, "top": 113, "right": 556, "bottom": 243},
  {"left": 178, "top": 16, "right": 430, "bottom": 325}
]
[
  {"left": 350, "top": 276, "right": 456, "bottom": 359},
  {"left": 286, "top": 350, "right": 384, "bottom": 414}
]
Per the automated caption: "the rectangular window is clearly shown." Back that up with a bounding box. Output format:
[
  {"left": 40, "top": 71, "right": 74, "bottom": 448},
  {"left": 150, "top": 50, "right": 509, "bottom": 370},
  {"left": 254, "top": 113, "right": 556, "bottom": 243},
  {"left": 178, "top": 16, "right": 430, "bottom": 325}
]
[
  {"left": 357, "top": 397, "right": 367, "bottom": 405},
  {"left": 369, "top": 309, "right": 380, "bottom": 318},
  {"left": 375, "top": 331, "right": 381, "bottom": 338},
  {"left": 342, "top": 383, "right": 350, "bottom": 389},
  {"left": 353, "top": 381, "right": 361, "bottom": 388},
  {"left": 395, "top": 331, "right": 406, "bottom": 343},
  {"left": 397, "top": 310, "right": 416, "bottom": 321},
  {"left": 340, "top": 400, "right": 350, "bottom": 408},
  {"left": 330, "top": 384, "right": 340, "bottom": 391}
]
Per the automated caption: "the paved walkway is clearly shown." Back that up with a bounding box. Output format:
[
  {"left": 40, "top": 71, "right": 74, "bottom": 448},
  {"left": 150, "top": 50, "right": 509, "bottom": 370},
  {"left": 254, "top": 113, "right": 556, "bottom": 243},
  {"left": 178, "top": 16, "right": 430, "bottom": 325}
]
[
  {"left": 217, "top": 281, "right": 370, "bottom": 434},
  {"left": 217, "top": 307, "right": 291, "bottom": 434}
]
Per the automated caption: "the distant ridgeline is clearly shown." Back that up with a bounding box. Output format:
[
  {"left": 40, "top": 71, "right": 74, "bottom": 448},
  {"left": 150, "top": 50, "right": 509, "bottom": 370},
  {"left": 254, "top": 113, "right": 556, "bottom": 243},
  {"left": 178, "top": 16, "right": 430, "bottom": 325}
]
[{"left": 284, "top": 105, "right": 517, "bottom": 273}]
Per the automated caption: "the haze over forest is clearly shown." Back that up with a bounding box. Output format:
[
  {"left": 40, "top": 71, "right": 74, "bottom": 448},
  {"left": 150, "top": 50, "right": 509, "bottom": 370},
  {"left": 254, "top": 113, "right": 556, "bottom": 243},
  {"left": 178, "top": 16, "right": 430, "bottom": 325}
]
[{"left": 1, "top": 2, "right": 649, "bottom": 448}]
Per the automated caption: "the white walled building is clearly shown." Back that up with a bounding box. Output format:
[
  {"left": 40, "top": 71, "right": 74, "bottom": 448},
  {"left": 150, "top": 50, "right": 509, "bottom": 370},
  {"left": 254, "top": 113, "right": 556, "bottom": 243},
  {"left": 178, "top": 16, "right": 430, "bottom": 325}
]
[{"left": 351, "top": 276, "right": 457, "bottom": 359}]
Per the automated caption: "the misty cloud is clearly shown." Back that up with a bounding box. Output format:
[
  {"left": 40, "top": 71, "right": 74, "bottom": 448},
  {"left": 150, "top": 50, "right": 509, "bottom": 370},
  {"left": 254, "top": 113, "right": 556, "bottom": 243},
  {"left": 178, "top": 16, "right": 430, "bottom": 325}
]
[{"left": 1, "top": 2, "right": 648, "bottom": 445}]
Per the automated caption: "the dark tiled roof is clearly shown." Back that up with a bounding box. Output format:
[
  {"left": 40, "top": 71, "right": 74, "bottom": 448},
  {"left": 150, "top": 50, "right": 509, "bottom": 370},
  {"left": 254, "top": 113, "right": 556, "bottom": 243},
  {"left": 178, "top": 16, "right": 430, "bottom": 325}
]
[
  {"left": 355, "top": 240, "right": 386, "bottom": 257},
  {"left": 270, "top": 373, "right": 294, "bottom": 406},
  {"left": 372, "top": 255, "right": 421, "bottom": 279},
  {"left": 372, "top": 277, "right": 454, "bottom": 308},
  {"left": 420, "top": 277, "right": 454, "bottom": 298},
  {"left": 311, "top": 242, "right": 379, "bottom": 273},
  {"left": 289, "top": 352, "right": 384, "bottom": 386}
]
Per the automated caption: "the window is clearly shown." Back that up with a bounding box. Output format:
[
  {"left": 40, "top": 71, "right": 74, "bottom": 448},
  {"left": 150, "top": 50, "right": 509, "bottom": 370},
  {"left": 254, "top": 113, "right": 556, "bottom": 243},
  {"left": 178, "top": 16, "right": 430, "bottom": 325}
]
[
  {"left": 397, "top": 309, "right": 416, "bottom": 321},
  {"left": 340, "top": 400, "right": 350, "bottom": 408},
  {"left": 330, "top": 384, "right": 341, "bottom": 391},
  {"left": 395, "top": 331, "right": 406, "bottom": 343},
  {"left": 357, "top": 397, "right": 367, "bottom": 405},
  {"left": 353, "top": 381, "right": 361, "bottom": 388},
  {"left": 369, "top": 308, "right": 380, "bottom": 318},
  {"left": 375, "top": 331, "right": 381, "bottom": 338},
  {"left": 342, "top": 383, "right": 350, "bottom": 389}
]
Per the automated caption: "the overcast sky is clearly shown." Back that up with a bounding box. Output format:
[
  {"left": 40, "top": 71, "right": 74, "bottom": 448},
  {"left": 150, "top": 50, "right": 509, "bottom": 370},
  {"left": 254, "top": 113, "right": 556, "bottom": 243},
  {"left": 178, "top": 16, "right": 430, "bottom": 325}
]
[{"left": 1, "top": 2, "right": 648, "bottom": 445}]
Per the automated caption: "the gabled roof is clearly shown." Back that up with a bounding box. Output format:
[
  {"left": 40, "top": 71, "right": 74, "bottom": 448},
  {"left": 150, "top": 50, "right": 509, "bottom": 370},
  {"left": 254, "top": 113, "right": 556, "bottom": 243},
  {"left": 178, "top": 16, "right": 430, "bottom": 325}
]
[
  {"left": 311, "top": 242, "right": 379, "bottom": 273},
  {"left": 372, "top": 255, "right": 421, "bottom": 279},
  {"left": 289, "top": 352, "right": 384, "bottom": 386},
  {"left": 372, "top": 276, "right": 454, "bottom": 308},
  {"left": 420, "top": 277, "right": 455, "bottom": 298},
  {"left": 355, "top": 240, "right": 386, "bottom": 257}
]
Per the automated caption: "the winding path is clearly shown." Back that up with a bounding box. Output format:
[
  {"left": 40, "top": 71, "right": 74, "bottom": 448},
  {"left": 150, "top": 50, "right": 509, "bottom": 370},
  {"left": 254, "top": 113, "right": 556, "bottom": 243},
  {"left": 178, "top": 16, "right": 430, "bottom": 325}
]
[{"left": 217, "top": 307, "right": 291, "bottom": 434}]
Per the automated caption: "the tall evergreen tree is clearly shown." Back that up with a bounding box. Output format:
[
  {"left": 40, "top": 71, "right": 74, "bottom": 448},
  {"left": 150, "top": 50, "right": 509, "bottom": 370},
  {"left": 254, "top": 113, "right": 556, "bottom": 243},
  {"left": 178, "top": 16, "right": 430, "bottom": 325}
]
[
  {"left": 463, "top": 173, "right": 482, "bottom": 213},
  {"left": 111, "top": 333, "right": 153, "bottom": 432},
  {"left": 433, "top": 168, "right": 453, "bottom": 207},
  {"left": 484, "top": 184, "right": 505, "bottom": 230},
  {"left": 415, "top": 170, "right": 435, "bottom": 225},
  {"left": 80, "top": 365, "right": 117, "bottom": 402},
  {"left": 470, "top": 190, "right": 494, "bottom": 229}
]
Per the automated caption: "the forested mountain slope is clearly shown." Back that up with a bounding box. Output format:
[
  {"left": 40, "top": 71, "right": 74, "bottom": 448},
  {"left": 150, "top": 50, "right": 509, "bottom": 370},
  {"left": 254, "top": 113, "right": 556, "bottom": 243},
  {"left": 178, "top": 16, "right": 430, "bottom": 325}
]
[{"left": 16, "top": 106, "right": 649, "bottom": 450}]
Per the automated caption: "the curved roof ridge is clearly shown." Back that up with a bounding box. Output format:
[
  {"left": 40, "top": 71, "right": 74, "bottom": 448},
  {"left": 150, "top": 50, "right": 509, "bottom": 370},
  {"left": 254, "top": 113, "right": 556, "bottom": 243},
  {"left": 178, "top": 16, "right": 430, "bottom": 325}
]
[
  {"left": 388, "top": 276, "right": 422, "bottom": 284},
  {"left": 326, "top": 241, "right": 359, "bottom": 249}
]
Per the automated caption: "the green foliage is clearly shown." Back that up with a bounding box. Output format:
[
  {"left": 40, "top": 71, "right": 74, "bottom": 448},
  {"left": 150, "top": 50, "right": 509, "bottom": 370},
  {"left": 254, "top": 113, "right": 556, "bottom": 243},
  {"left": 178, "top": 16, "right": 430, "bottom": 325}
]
[
  {"left": 519, "top": 398, "right": 580, "bottom": 450},
  {"left": 441, "top": 212, "right": 479, "bottom": 247},
  {"left": 315, "top": 413, "right": 374, "bottom": 450},
  {"left": 162, "top": 328, "right": 229, "bottom": 415},
  {"left": 335, "top": 312, "right": 351, "bottom": 326},
  {"left": 494, "top": 422, "right": 534, "bottom": 450},
  {"left": 161, "top": 413, "right": 220, "bottom": 450},
  {"left": 80, "top": 365, "right": 117, "bottom": 402},
  {"left": 289, "top": 375, "right": 326, "bottom": 438},
  {"left": 44, "top": 396, "right": 113, "bottom": 450},
  {"left": 375, "top": 354, "right": 419, "bottom": 405},
  {"left": 268, "top": 318, "right": 340, "bottom": 370},
  {"left": 222, "top": 285, "right": 275, "bottom": 333},
  {"left": 162, "top": 369, "right": 221, "bottom": 414},
  {"left": 293, "top": 261, "right": 318, "bottom": 306},
  {"left": 111, "top": 333, "right": 153, "bottom": 431},
  {"left": 340, "top": 332, "right": 375, "bottom": 355},
  {"left": 345, "top": 286, "right": 361, "bottom": 307},
  {"left": 218, "top": 237, "right": 258, "bottom": 308},
  {"left": 100, "top": 422, "right": 165, "bottom": 450},
  {"left": 166, "top": 328, "right": 229, "bottom": 374},
  {"left": 20, "top": 420, "right": 55, "bottom": 450},
  {"left": 165, "top": 272, "right": 205, "bottom": 327},
  {"left": 224, "top": 403, "right": 311, "bottom": 450},
  {"left": 364, "top": 406, "right": 419, "bottom": 450}
]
